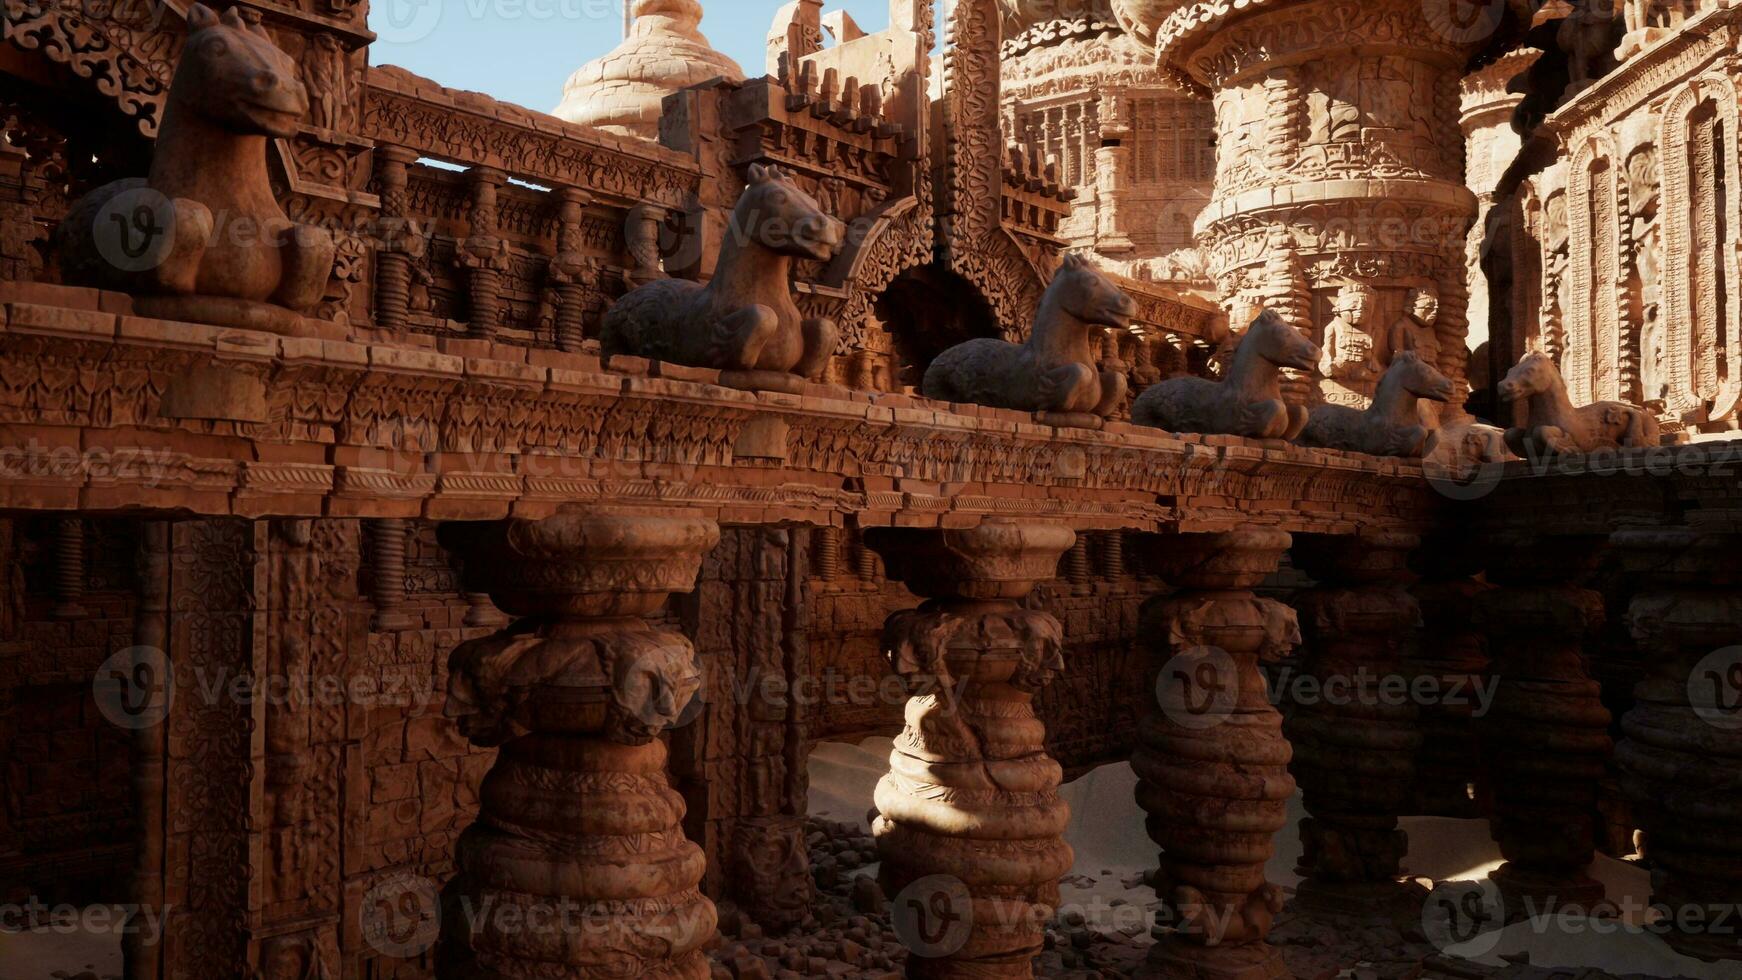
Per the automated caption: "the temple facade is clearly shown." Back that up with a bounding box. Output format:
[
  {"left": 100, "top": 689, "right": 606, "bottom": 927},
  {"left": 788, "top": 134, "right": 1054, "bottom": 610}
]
[{"left": 0, "top": 0, "right": 1738, "bottom": 978}]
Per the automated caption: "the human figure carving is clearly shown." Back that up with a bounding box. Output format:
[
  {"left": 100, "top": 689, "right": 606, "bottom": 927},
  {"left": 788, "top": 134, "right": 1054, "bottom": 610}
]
[
  {"left": 1387, "top": 288, "right": 1442, "bottom": 367},
  {"left": 54, "top": 3, "right": 335, "bottom": 334},
  {"left": 921, "top": 253, "right": 1139, "bottom": 424},
  {"left": 1297, "top": 351, "right": 1456, "bottom": 457},
  {"left": 1132, "top": 309, "right": 1321, "bottom": 439},
  {"left": 1500, "top": 350, "right": 1661, "bottom": 457},
  {"left": 1318, "top": 283, "right": 1379, "bottom": 386},
  {"left": 602, "top": 163, "right": 845, "bottom": 390}
]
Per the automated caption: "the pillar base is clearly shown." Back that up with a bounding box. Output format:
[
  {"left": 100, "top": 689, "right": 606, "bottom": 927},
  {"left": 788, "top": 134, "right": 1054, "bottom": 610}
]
[
  {"left": 1490, "top": 862, "right": 1606, "bottom": 920},
  {"left": 1290, "top": 877, "right": 1429, "bottom": 920},
  {"left": 1137, "top": 937, "right": 1287, "bottom": 980}
]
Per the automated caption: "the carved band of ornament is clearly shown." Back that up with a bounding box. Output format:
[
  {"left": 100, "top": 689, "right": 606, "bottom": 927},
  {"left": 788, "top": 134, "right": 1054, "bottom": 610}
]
[
  {"left": 1159, "top": 0, "right": 1475, "bottom": 91},
  {"left": 3, "top": 0, "right": 178, "bottom": 137},
  {"left": 358, "top": 86, "right": 700, "bottom": 210},
  {"left": 1546, "top": 6, "right": 1742, "bottom": 135}
]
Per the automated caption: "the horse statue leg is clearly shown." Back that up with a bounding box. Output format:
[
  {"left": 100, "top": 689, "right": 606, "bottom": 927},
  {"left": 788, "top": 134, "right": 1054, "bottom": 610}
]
[
  {"left": 1037, "top": 362, "right": 1097, "bottom": 413},
  {"left": 271, "top": 221, "right": 337, "bottom": 313},
  {"left": 795, "top": 317, "right": 838, "bottom": 381},
  {"left": 1284, "top": 403, "right": 1309, "bottom": 441},
  {"left": 151, "top": 196, "right": 216, "bottom": 296},
  {"left": 707, "top": 304, "right": 781, "bottom": 371},
  {"left": 1092, "top": 368, "right": 1128, "bottom": 418}
]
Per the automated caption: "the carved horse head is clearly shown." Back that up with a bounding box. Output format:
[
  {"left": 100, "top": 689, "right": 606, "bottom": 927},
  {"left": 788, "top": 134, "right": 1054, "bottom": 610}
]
[
  {"left": 1497, "top": 350, "right": 1565, "bottom": 403},
  {"left": 174, "top": 3, "right": 308, "bottom": 139},
  {"left": 1377, "top": 351, "right": 1456, "bottom": 407},
  {"left": 734, "top": 164, "right": 847, "bottom": 263},
  {"left": 1038, "top": 253, "right": 1138, "bottom": 340},
  {"left": 1238, "top": 309, "right": 1321, "bottom": 375}
]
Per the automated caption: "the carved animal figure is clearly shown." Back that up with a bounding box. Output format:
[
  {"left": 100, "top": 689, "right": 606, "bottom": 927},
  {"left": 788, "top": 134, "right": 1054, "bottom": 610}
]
[
  {"left": 1499, "top": 350, "right": 1661, "bottom": 457},
  {"left": 602, "top": 163, "right": 846, "bottom": 386},
  {"left": 55, "top": 4, "right": 334, "bottom": 332},
  {"left": 921, "top": 254, "right": 1139, "bottom": 419},
  {"left": 1132, "top": 309, "right": 1321, "bottom": 439},
  {"left": 1296, "top": 352, "right": 1455, "bottom": 457}
]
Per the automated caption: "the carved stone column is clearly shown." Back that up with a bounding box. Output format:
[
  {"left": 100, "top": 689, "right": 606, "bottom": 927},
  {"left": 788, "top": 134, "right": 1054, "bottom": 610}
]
[
  {"left": 459, "top": 167, "right": 509, "bottom": 339},
  {"left": 367, "top": 518, "right": 412, "bottom": 631},
  {"left": 550, "top": 188, "right": 594, "bottom": 352},
  {"left": 1288, "top": 531, "right": 1424, "bottom": 912},
  {"left": 436, "top": 511, "right": 720, "bottom": 979},
  {"left": 1472, "top": 532, "right": 1612, "bottom": 915},
  {"left": 1132, "top": 528, "right": 1297, "bottom": 980},
  {"left": 626, "top": 204, "right": 666, "bottom": 285},
  {"left": 1406, "top": 534, "right": 1491, "bottom": 818},
  {"left": 866, "top": 522, "right": 1076, "bottom": 979},
  {"left": 372, "top": 145, "right": 424, "bottom": 332},
  {"left": 1612, "top": 526, "right": 1742, "bottom": 962},
  {"left": 52, "top": 516, "right": 86, "bottom": 619}
]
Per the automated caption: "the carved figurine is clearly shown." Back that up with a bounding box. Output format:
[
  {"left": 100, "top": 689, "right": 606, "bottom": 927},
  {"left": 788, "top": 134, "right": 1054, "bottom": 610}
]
[
  {"left": 53, "top": 4, "right": 335, "bottom": 334},
  {"left": 602, "top": 163, "right": 846, "bottom": 391},
  {"left": 1387, "top": 287, "right": 1442, "bottom": 368},
  {"left": 921, "top": 253, "right": 1139, "bottom": 426},
  {"left": 1499, "top": 350, "right": 1661, "bottom": 457},
  {"left": 1132, "top": 309, "right": 1322, "bottom": 440},
  {"left": 1318, "top": 283, "right": 1379, "bottom": 386},
  {"left": 1296, "top": 351, "right": 1455, "bottom": 457}
]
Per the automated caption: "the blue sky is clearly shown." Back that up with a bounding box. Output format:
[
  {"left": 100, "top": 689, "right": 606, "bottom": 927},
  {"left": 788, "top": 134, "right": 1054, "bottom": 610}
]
[{"left": 367, "top": 0, "right": 900, "bottom": 114}]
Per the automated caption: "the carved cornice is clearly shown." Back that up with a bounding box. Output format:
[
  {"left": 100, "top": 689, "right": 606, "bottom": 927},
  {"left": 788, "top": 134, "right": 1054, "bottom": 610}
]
[
  {"left": 361, "top": 66, "right": 701, "bottom": 210},
  {"left": 0, "top": 289, "right": 1441, "bottom": 535},
  {"left": 1544, "top": 4, "right": 1742, "bottom": 138}
]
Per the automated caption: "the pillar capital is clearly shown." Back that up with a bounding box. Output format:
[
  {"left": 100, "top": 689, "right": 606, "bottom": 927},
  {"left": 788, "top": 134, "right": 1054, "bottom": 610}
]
[
  {"left": 867, "top": 520, "right": 1076, "bottom": 599},
  {"left": 1149, "top": 526, "right": 1291, "bottom": 592}
]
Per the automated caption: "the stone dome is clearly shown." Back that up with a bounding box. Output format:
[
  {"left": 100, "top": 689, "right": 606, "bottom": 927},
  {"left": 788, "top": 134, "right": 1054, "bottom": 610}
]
[{"left": 552, "top": 0, "right": 744, "bottom": 140}]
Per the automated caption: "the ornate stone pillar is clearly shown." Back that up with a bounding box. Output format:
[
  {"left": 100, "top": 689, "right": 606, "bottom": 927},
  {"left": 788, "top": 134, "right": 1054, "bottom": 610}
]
[
  {"left": 1406, "top": 534, "right": 1492, "bottom": 819},
  {"left": 1612, "top": 526, "right": 1742, "bottom": 962},
  {"left": 436, "top": 512, "right": 720, "bottom": 979},
  {"left": 626, "top": 204, "right": 666, "bottom": 285},
  {"left": 866, "top": 522, "right": 1076, "bottom": 979},
  {"left": 1288, "top": 531, "right": 1424, "bottom": 912},
  {"left": 459, "top": 167, "right": 510, "bottom": 339},
  {"left": 1472, "top": 532, "right": 1613, "bottom": 915},
  {"left": 1132, "top": 528, "right": 1298, "bottom": 980},
  {"left": 550, "top": 188, "right": 594, "bottom": 352},
  {"left": 372, "top": 145, "right": 424, "bottom": 333}
]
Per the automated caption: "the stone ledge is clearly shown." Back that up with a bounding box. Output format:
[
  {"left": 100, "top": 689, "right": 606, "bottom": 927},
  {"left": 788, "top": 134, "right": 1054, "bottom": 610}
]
[{"left": 0, "top": 300, "right": 1443, "bottom": 532}]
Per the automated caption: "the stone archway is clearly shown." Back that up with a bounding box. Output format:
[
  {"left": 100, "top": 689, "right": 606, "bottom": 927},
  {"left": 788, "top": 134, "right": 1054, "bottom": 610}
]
[{"left": 874, "top": 263, "right": 1003, "bottom": 390}]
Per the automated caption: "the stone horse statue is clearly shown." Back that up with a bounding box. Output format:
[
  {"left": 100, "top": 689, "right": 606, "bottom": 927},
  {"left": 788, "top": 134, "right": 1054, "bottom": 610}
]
[
  {"left": 1132, "top": 310, "right": 1321, "bottom": 439},
  {"left": 1499, "top": 350, "right": 1661, "bottom": 457},
  {"left": 921, "top": 253, "right": 1138, "bottom": 425},
  {"left": 55, "top": 3, "right": 334, "bottom": 333},
  {"left": 1296, "top": 351, "right": 1455, "bottom": 457},
  {"left": 602, "top": 163, "right": 846, "bottom": 391}
]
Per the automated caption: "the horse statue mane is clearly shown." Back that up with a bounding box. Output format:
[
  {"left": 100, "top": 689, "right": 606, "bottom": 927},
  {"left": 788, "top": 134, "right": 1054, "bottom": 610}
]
[
  {"left": 1296, "top": 351, "right": 1455, "bottom": 457},
  {"left": 601, "top": 163, "right": 847, "bottom": 393},
  {"left": 920, "top": 253, "right": 1138, "bottom": 427},
  {"left": 1500, "top": 350, "right": 1661, "bottom": 458},
  {"left": 1132, "top": 309, "right": 1320, "bottom": 439},
  {"left": 54, "top": 3, "right": 335, "bottom": 335}
]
